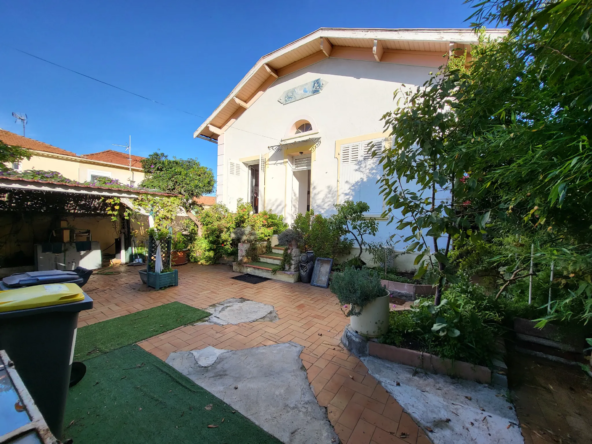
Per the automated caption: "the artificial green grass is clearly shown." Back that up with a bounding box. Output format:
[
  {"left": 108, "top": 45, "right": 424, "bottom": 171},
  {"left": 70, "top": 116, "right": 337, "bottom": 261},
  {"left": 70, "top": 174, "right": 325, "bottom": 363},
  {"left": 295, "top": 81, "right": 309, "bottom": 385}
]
[
  {"left": 75, "top": 302, "right": 209, "bottom": 361},
  {"left": 65, "top": 345, "right": 280, "bottom": 444}
]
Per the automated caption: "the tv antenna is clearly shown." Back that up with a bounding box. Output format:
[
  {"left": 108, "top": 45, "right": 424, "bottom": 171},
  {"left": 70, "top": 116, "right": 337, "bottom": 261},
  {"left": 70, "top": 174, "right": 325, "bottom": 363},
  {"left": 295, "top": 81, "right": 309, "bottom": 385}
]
[
  {"left": 113, "top": 135, "right": 134, "bottom": 186},
  {"left": 12, "top": 112, "right": 27, "bottom": 137}
]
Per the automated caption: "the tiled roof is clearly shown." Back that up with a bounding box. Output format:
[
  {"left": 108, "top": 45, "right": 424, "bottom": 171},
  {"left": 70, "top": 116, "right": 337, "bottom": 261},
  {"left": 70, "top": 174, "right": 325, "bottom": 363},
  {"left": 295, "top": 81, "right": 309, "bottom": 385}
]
[
  {"left": 82, "top": 150, "right": 145, "bottom": 168},
  {"left": 0, "top": 130, "right": 77, "bottom": 157},
  {"left": 194, "top": 196, "right": 216, "bottom": 206}
]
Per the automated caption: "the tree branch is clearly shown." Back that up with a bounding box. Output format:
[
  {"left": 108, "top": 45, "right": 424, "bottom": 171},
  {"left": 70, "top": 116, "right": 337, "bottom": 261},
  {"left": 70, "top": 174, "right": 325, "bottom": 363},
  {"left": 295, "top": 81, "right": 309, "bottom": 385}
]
[
  {"left": 396, "top": 176, "right": 435, "bottom": 269},
  {"left": 495, "top": 267, "right": 530, "bottom": 299}
]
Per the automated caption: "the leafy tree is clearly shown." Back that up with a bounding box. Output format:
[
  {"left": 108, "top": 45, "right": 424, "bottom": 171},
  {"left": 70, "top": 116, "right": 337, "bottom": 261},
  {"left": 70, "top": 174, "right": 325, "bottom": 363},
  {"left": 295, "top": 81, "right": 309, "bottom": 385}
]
[
  {"left": 0, "top": 140, "right": 30, "bottom": 171},
  {"left": 461, "top": 0, "right": 592, "bottom": 239},
  {"left": 378, "top": 0, "right": 592, "bottom": 308},
  {"left": 141, "top": 152, "right": 215, "bottom": 224},
  {"left": 378, "top": 63, "right": 479, "bottom": 305},
  {"left": 332, "top": 201, "right": 379, "bottom": 260}
]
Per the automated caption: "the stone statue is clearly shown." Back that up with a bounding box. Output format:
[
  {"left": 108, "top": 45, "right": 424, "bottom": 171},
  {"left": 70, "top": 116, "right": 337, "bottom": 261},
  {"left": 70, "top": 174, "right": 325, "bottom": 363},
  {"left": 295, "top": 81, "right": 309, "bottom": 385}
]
[{"left": 288, "top": 240, "right": 300, "bottom": 272}]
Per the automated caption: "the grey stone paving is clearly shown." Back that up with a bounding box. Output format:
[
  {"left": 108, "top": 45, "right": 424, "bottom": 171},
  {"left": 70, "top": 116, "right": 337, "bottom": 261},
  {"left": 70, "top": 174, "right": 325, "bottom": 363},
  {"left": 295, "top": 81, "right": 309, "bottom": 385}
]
[
  {"left": 201, "top": 297, "right": 279, "bottom": 325},
  {"left": 167, "top": 342, "right": 338, "bottom": 444},
  {"left": 363, "top": 356, "right": 524, "bottom": 444}
]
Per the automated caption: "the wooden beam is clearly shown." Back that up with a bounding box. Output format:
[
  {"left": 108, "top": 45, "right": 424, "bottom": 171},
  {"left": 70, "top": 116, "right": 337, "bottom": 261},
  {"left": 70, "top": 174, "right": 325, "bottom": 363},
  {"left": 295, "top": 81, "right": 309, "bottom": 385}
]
[
  {"left": 208, "top": 124, "right": 223, "bottom": 136},
  {"left": 233, "top": 96, "right": 249, "bottom": 109},
  {"left": 264, "top": 64, "right": 278, "bottom": 78},
  {"left": 373, "top": 39, "right": 384, "bottom": 62},
  {"left": 320, "top": 37, "right": 333, "bottom": 57}
]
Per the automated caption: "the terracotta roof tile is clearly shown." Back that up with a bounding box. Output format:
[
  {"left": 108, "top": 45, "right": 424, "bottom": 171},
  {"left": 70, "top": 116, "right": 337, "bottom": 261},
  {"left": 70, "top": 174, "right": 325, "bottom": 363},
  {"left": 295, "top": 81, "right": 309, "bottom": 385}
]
[
  {"left": 82, "top": 150, "right": 145, "bottom": 168},
  {"left": 193, "top": 196, "right": 216, "bottom": 206},
  {"left": 0, "top": 130, "right": 77, "bottom": 157}
]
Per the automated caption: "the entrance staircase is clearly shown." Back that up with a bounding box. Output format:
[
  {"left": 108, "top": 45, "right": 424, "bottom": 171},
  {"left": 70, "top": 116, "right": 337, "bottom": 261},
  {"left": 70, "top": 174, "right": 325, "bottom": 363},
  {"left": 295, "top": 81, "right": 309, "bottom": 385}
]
[{"left": 232, "top": 245, "right": 299, "bottom": 283}]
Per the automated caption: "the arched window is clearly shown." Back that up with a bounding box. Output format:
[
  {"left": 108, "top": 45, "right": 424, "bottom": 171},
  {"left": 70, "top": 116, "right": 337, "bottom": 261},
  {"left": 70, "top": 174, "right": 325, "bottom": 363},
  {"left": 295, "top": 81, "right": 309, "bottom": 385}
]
[{"left": 295, "top": 122, "right": 312, "bottom": 134}]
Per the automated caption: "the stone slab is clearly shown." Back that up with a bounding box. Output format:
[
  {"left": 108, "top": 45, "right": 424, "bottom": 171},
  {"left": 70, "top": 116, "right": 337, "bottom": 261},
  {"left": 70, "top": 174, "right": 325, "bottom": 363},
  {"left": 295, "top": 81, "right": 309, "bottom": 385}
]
[
  {"left": 167, "top": 343, "right": 338, "bottom": 444},
  {"left": 363, "top": 356, "right": 523, "bottom": 444},
  {"left": 204, "top": 298, "right": 278, "bottom": 325}
]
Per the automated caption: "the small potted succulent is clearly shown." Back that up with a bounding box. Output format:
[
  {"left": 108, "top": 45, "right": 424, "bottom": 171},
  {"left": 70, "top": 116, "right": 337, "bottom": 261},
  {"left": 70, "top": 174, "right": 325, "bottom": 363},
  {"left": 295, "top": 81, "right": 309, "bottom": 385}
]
[
  {"left": 330, "top": 267, "right": 389, "bottom": 338},
  {"left": 171, "top": 232, "right": 189, "bottom": 266}
]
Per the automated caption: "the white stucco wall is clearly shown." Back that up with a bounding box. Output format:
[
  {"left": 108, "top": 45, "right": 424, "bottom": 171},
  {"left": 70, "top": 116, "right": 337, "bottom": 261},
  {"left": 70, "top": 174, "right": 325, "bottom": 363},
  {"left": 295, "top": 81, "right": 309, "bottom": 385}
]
[{"left": 220, "top": 57, "right": 443, "bottom": 248}]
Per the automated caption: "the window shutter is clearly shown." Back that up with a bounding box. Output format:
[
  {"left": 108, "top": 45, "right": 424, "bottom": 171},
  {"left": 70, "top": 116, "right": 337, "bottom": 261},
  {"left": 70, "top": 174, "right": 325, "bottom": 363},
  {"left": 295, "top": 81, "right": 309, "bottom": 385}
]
[
  {"left": 259, "top": 155, "right": 266, "bottom": 212},
  {"left": 294, "top": 157, "right": 311, "bottom": 171},
  {"left": 340, "top": 139, "right": 384, "bottom": 215},
  {"left": 227, "top": 160, "right": 247, "bottom": 211}
]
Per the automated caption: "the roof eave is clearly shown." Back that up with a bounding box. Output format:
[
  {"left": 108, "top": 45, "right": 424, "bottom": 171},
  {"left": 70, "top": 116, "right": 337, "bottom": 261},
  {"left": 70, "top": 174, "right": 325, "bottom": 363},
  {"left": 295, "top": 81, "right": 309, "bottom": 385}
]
[{"left": 194, "top": 27, "right": 509, "bottom": 141}]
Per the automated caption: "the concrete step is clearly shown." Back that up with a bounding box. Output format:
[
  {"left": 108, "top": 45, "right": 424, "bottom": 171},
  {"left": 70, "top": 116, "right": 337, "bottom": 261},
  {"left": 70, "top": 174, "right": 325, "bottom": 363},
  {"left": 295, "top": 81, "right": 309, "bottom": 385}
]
[
  {"left": 272, "top": 245, "right": 287, "bottom": 254},
  {"left": 259, "top": 252, "right": 283, "bottom": 265},
  {"left": 233, "top": 261, "right": 298, "bottom": 284}
]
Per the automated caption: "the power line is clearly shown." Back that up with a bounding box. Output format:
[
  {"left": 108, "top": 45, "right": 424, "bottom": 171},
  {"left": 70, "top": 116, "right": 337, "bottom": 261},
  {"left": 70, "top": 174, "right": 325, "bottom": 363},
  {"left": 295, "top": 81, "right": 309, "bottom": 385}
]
[{"left": 9, "top": 47, "right": 204, "bottom": 118}]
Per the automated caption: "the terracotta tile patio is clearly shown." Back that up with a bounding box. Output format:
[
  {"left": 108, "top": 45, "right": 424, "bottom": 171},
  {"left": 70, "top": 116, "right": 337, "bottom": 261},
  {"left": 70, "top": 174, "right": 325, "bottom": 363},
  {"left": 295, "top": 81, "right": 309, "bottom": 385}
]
[{"left": 79, "top": 263, "right": 429, "bottom": 444}]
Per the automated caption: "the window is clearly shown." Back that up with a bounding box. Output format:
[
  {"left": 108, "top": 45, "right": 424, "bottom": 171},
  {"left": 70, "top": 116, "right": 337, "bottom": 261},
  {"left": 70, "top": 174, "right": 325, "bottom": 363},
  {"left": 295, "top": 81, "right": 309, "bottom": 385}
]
[
  {"left": 11, "top": 162, "right": 20, "bottom": 171},
  {"left": 295, "top": 123, "right": 312, "bottom": 134},
  {"left": 340, "top": 138, "right": 384, "bottom": 215},
  {"left": 88, "top": 170, "right": 112, "bottom": 183}
]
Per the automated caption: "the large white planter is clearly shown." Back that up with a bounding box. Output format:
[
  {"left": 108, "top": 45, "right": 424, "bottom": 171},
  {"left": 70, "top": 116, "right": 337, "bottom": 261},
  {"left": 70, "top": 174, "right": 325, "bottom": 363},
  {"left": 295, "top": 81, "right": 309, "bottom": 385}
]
[{"left": 350, "top": 294, "right": 390, "bottom": 338}]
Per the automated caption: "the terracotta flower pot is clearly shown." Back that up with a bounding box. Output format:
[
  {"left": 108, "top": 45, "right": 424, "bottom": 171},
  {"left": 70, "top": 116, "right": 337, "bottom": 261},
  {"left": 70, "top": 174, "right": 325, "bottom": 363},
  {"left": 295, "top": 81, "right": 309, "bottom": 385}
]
[{"left": 171, "top": 249, "right": 189, "bottom": 266}]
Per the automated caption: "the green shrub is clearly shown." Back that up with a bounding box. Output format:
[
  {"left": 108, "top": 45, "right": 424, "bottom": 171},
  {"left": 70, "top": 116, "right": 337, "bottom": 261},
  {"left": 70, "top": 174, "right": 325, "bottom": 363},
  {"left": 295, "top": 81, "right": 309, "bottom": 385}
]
[
  {"left": 292, "top": 210, "right": 351, "bottom": 259},
  {"left": 171, "top": 232, "right": 188, "bottom": 251},
  {"left": 278, "top": 229, "right": 302, "bottom": 247},
  {"left": 367, "top": 239, "right": 400, "bottom": 271},
  {"left": 260, "top": 211, "right": 288, "bottom": 235},
  {"left": 189, "top": 204, "right": 234, "bottom": 264},
  {"left": 330, "top": 267, "right": 386, "bottom": 316},
  {"left": 382, "top": 279, "right": 505, "bottom": 367}
]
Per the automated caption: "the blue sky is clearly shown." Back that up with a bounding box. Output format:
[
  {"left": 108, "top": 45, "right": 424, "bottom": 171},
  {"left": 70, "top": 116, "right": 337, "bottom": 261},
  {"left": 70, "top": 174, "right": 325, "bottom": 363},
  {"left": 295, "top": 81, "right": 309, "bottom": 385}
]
[{"left": 0, "top": 0, "right": 479, "bottom": 187}]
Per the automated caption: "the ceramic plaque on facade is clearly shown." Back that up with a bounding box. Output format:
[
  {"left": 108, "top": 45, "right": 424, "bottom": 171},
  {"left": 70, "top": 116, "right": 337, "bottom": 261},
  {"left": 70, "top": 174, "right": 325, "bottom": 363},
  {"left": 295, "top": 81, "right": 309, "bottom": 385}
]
[{"left": 278, "top": 79, "right": 327, "bottom": 105}]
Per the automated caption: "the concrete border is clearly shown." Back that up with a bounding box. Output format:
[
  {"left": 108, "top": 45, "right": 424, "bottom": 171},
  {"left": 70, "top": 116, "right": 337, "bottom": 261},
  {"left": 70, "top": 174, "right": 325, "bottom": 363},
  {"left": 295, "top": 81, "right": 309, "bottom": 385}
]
[
  {"left": 368, "top": 342, "right": 492, "bottom": 384},
  {"left": 341, "top": 326, "right": 509, "bottom": 387}
]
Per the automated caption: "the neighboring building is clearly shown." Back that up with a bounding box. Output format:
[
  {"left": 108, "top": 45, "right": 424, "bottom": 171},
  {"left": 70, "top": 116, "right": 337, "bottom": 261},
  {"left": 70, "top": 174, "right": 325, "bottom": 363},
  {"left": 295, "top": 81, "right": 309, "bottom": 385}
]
[
  {"left": 0, "top": 130, "right": 145, "bottom": 186},
  {"left": 194, "top": 28, "right": 505, "bottom": 249},
  {"left": 193, "top": 195, "right": 216, "bottom": 208}
]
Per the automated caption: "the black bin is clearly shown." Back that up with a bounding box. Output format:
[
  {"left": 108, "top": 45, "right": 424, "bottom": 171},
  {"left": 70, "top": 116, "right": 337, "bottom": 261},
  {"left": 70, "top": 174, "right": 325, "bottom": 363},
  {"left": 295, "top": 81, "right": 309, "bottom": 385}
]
[{"left": 0, "top": 290, "right": 93, "bottom": 439}]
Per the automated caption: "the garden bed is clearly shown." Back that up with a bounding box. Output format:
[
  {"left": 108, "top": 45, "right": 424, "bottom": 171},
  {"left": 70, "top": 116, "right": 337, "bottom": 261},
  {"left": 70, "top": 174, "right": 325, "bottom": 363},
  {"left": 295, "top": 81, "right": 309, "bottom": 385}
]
[
  {"left": 381, "top": 279, "right": 435, "bottom": 301},
  {"left": 368, "top": 341, "right": 492, "bottom": 384}
]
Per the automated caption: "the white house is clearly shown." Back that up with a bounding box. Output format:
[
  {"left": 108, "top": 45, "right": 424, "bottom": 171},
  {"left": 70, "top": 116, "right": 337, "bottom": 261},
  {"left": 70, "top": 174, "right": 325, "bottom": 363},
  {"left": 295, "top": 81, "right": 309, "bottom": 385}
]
[{"left": 194, "top": 28, "right": 505, "bottom": 256}]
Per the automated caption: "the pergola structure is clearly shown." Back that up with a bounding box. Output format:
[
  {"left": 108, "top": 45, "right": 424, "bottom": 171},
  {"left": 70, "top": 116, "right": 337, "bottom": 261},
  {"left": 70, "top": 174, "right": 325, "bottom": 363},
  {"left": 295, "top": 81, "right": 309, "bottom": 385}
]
[{"left": 0, "top": 177, "right": 177, "bottom": 267}]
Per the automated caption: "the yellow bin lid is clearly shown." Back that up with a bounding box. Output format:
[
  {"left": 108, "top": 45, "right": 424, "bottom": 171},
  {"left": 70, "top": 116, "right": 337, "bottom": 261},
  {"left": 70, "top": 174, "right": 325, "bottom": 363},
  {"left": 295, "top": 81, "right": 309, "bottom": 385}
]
[{"left": 0, "top": 283, "right": 84, "bottom": 313}]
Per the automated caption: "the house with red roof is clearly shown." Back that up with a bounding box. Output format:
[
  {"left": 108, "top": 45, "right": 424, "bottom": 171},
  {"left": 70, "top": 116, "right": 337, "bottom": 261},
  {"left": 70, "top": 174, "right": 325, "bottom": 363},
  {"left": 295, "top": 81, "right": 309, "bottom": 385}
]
[{"left": 0, "top": 130, "right": 146, "bottom": 186}]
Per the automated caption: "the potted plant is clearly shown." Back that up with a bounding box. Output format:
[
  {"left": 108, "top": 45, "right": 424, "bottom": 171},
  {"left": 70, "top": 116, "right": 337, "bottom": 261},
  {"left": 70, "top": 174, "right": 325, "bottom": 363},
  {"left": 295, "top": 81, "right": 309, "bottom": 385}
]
[
  {"left": 139, "top": 229, "right": 178, "bottom": 290},
  {"left": 330, "top": 267, "right": 389, "bottom": 338},
  {"left": 171, "top": 232, "right": 189, "bottom": 266}
]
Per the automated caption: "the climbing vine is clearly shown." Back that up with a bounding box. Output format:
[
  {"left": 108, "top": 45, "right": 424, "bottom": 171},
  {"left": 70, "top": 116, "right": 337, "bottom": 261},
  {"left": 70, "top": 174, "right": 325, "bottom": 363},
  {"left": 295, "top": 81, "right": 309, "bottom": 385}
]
[
  {"left": 103, "top": 197, "right": 132, "bottom": 222},
  {"left": 133, "top": 195, "right": 182, "bottom": 231}
]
